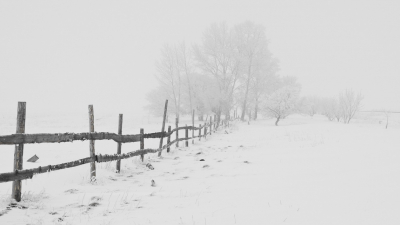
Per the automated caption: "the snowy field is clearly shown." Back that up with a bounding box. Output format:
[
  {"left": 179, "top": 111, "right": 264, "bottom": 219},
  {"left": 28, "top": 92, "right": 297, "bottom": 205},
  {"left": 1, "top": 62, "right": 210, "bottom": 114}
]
[{"left": 1, "top": 112, "right": 400, "bottom": 225}]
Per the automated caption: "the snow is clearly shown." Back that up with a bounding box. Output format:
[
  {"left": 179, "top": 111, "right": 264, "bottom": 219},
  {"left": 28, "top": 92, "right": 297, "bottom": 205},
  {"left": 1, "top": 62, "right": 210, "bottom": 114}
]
[{"left": 1, "top": 113, "right": 400, "bottom": 224}]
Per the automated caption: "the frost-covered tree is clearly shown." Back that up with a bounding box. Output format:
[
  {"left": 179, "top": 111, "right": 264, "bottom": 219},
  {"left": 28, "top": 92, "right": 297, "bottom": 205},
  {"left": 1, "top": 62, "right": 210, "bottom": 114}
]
[
  {"left": 339, "top": 89, "right": 363, "bottom": 124},
  {"left": 194, "top": 22, "right": 240, "bottom": 122},
  {"left": 300, "top": 96, "right": 321, "bottom": 117},
  {"left": 191, "top": 73, "right": 219, "bottom": 120},
  {"left": 262, "top": 77, "right": 301, "bottom": 126},
  {"left": 233, "top": 21, "right": 272, "bottom": 121},
  {"left": 152, "top": 44, "right": 182, "bottom": 119},
  {"left": 250, "top": 58, "right": 279, "bottom": 120},
  {"left": 320, "top": 97, "right": 339, "bottom": 121},
  {"left": 176, "top": 42, "right": 195, "bottom": 114}
]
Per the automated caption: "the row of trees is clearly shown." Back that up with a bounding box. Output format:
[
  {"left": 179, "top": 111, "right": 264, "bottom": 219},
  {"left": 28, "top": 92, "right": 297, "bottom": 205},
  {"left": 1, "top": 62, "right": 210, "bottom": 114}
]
[
  {"left": 147, "top": 21, "right": 302, "bottom": 125},
  {"left": 146, "top": 21, "right": 363, "bottom": 126},
  {"left": 299, "top": 89, "right": 364, "bottom": 124}
]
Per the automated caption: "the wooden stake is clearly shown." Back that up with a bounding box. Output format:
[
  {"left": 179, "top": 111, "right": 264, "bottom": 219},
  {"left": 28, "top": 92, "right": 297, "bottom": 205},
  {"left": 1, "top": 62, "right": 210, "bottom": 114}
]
[
  {"left": 12, "top": 102, "right": 26, "bottom": 202},
  {"left": 185, "top": 124, "right": 188, "bottom": 147},
  {"left": 192, "top": 110, "right": 195, "bottom": 144},
  {"left": 175, "top": 117, "right": 179, "bottom": 147},
  {"left": 140, "top": 128, "right": 144, "bottom": 161},
  {"left": 214, "top": 115, "right": 216, "bottom": 131},
  {"left": 198, "top": 124, "right": 201, "bottom": 141},
  {"left": 88, "top": 105, "right": 96, "bottom": 181},
  {"left": 209, "top": 118, "right": 212, "bottom": 135},
  {"left": 158, "top": 100, "right": 168, "bottom": 157},
  {"left": 204, "top": 123, "right": 207, "bottom": 139},
  {"left": 167, "top": 126, "right": 171, "bottom": 153},
  {"left": 116, "top": 114, "right": 123, "bottom": 173}
]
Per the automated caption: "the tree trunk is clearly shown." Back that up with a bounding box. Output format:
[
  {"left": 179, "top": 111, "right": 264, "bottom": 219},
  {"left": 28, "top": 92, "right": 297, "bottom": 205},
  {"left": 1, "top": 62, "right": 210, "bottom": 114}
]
[
  {"left": 225, "top": 110, "right": 230, "bottom": 120},
  {"left": 254, "top": 102, "right": 258, "bottom": 120},
  {"left": 275, "top": 116, "right": 280, "bottom": 126}
]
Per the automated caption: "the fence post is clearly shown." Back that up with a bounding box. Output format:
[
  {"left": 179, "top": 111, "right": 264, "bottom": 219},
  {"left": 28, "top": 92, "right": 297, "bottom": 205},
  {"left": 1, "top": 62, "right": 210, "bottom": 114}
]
[
  {"left": 204, "top": 123, "right": 207, "bottom": 139},
  {"left": 175, "top": 117, "right": 179, "bottom": 147},
  {"left": 192, "top": 110, "right": 195, "bottom": 144},
  {"left": 198, "top": 124, "right": 201, "bottom": 141},
  {"left": 214, "top": 115, "right": 216, "bottom": 131},
  {"left": 185, "top": 124, "right": 188, "bottom": 147},
  {"left": 140, "top": 128, "right": 144, "bottom": 161},
  {"left": 209, "top": 117, "right": 212, "bottom": 135},
  {"left": 167, "top": 126, "right": 171, "bottom": 153},
  {"left": 158, "top": 100, "right": 168, "bottom": 157},
  {"left": 88, "top": 105, "right": 96, "bottom": 181},
  {"left": 116, "top": 114, "right": 123, "bottom": 173},
  {"left": 12, "top": 102, "right": 26, "bottom": 202}
]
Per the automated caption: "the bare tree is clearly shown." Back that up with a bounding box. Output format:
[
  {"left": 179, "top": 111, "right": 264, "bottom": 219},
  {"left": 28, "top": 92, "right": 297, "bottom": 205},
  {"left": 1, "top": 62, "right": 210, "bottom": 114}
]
[
  {"left": 262, "top": 77, "right": 301, "bottom": 126},
  {"left": 319, "top": 97, "right": 338, "bottom": 121},
  {"left": 339, "top": 89, "right": 364, "bottom": 124},
  {"left": 176, "top": 42, "right": 194, "bottom": 114},
  {"left": 250, "top": 57, "right": 279, "bottom": 120},
  {"left": 233, "top": 21, "right": 271, "bottom": 121},
  {"left": 154, "top": 44, "right": 182, "bottom": 119},
  {"left": 301, "top": 96, "right": 321, "bottom": 117},
  {"left": 194, "top": 22, "right": 240, "bottom": 123}
]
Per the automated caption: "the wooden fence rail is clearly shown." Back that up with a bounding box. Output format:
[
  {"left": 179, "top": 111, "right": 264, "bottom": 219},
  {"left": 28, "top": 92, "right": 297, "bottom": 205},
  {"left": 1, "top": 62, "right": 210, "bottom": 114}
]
[
  {"left": 0, "top": 101, "right": 232, "bottom": 203},
  {"left": 0, "top": 125, "right": 224, "bottom": 183}
]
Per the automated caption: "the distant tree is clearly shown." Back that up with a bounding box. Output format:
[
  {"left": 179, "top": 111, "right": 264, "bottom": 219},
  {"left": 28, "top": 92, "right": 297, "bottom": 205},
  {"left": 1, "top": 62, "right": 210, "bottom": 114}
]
[
  {"left": 250, "top": 57, "right": 279, "bottom": 120},
  {"left": 320, "top": 97, "right": 338, "bottom": 121},
  {"left": 339, "top": 89, "right": 363, "bottom": 124},
  {"left": 154, "top": 44, "right": 182, "bottom": 119},
  {"left": 176, "top": 42, "right": 195, "bottom": 114},
  {"left": 262, "top": 77, "right": 301, "bottom": 126},
  {"left": 145, "top": 86, "right": 174, "bottom": 117},
  {"left": 191, "top": 73, "right": 219, "bottom": 120},
  {"left": 304, "top": 96, "right": 321, "bottom": 117},
  {"left": 193, "top": 22, "right": 241, "bottom": 122},
  {"left": 233, "top": 21, "right": 271, "bottom": 121}
]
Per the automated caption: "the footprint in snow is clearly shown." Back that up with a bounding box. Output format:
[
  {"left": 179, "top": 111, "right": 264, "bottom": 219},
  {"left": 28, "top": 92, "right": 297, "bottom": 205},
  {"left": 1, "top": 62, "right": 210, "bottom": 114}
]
[{"left": 64, "top": 189, "right": 79, "bottom": 194}]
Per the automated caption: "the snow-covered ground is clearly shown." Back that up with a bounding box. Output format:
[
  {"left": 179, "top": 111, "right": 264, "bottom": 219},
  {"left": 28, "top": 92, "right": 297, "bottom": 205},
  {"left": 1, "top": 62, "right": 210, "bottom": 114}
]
[{"left": 1, "top": 113, "right": 400, "bottom": 224}]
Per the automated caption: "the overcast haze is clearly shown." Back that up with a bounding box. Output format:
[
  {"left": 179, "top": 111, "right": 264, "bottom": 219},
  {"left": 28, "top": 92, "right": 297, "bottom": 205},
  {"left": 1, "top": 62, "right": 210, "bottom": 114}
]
[{"left": 1, "top": 0, "right": 399, "bottom": 117}]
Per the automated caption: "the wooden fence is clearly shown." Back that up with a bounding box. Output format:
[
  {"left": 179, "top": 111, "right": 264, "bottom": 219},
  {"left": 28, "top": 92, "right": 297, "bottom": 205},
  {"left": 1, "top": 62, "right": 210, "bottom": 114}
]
[{"left": 0, "top": 101, "right": 231, "bottom": 202}]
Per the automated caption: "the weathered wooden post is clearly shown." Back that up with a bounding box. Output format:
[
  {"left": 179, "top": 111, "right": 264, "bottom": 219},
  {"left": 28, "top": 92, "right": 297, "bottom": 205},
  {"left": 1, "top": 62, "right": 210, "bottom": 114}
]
[
  {"left": 198, "top": 124, "right": 201, "bottom": 141},
  {"left": 167, "top": 126, "right": 171, "bottom": 153},
  {"left": 158, "top": 100, "right": 168, "bottom": 157},
  {"left": 116, "top": 114, "right": 123, "bottom": 173},
  {"left": 88, "top": 105, "right": 96, "bottom": 181},
  {"left": 175, "top": 117, "right": 179, "bottom": 147},
  {"left": 192, "top": 110, "right": 195, "bottom": 144},
  {"left": 185, "top": 124, "right": 188, "bottom": 147},
  {"left": 140, "top": 128, "right": 144, "bottom": 161},
  {"left": 12, "top": 102, "right": 26, "bottom": 202},
  {"left": 209, "top": 117, "right": 212, "bottom": 135},
  {"left": 204, "top": 123, "right": 207, "bottom": 139}
]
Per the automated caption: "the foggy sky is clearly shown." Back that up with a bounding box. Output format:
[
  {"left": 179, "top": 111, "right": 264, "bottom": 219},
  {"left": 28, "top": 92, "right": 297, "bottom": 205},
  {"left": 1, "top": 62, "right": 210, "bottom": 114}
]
[{"left": 1, "top": 0, "right": 399, "bottom": 117}]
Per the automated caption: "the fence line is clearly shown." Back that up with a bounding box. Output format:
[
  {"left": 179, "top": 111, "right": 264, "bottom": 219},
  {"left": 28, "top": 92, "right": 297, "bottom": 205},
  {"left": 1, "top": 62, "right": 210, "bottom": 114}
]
[{"left": 0, "top": 101, "right": 232, "bottom": 202}]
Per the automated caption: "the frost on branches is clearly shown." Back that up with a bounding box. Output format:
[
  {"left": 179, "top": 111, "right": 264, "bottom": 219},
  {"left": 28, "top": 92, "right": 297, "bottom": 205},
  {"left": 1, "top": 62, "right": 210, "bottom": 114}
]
[{"left": 262, "top": 83, "right": 301, "bottom": 126}]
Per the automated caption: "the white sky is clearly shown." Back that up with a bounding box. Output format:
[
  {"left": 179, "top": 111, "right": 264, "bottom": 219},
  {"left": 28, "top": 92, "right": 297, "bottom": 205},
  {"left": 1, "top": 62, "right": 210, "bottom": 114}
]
[{"left": 1, "top": 0, "right": 399, "bottom": 117}]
